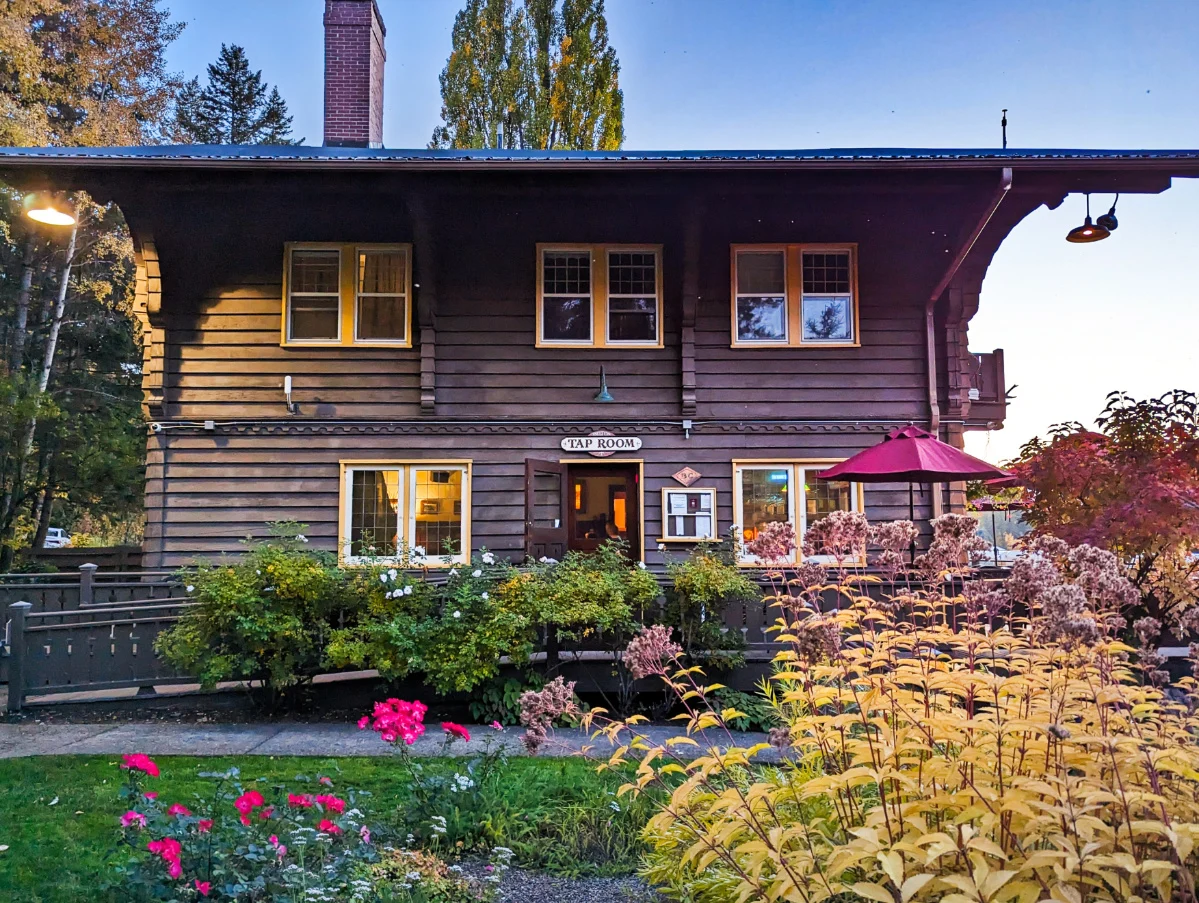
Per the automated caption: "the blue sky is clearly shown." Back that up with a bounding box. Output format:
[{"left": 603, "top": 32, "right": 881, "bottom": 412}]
[{"left": 166, "top": 0, "right": 1199, "bottom": 461}]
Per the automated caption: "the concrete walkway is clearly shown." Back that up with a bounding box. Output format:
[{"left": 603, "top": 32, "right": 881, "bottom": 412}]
[{"left": 0, "top": 721, "right": 776, "bottom": 760}]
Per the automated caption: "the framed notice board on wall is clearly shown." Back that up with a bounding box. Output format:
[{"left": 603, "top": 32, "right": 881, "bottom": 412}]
[{"left": 659, "top": 488, "right": 717, "bottom": 542}]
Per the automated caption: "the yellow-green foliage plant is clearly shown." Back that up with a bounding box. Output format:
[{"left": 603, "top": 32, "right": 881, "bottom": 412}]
[{"left": 584, "top": 514, "right": 1199, "bottom": 903}]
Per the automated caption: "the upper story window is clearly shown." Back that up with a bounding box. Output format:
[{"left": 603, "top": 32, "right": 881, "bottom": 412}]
[
  {"left": 284, "top": 243, "right": 411, "bottom": 347},
  {"left": 731, "top": 244, "right": 858, "bottom": 348},
  {"left": 537, "top": 244, "right": 662, "bottom": 348}
]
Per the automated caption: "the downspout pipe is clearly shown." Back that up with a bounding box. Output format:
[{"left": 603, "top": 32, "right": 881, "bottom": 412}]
[{"left": 926, "top": 167, "right": 1013, "bottom": 433}]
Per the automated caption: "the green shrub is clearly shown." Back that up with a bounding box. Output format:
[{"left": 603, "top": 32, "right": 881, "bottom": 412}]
[
  {"left": 663, "top": 534, "right": 756, "bottom": 667},
  {"left": 156, "top": 523, "right": 356, "bottom": 707}
]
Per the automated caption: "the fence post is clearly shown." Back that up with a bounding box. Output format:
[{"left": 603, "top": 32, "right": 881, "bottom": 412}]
[
  {"left": 79, "top": 563, "right": 98, "bottom": 606},
  {"left": 7, "top": 602, "right": 31, "bottom": 713}
]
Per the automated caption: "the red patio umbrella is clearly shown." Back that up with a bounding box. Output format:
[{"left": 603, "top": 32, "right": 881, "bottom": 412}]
[{"left": 818, "top": 425, "right": 1012, "bottom": 560}]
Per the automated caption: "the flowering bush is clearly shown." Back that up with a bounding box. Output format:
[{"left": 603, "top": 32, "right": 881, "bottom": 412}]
[
  {"left": 156, "top": 522, "right": 358, "bottom": 708},
  {"left": 584, "top": 526, "right": 1199, "bottom": 903},
  {"left": 360, "top": 698, "right": 512, "bottom": 852},
  {"left": 662, "top": 533, "right": 756, "bottom": 666},
  {"left": 109, "top": 753, "right": 382, "bottom": 902}
]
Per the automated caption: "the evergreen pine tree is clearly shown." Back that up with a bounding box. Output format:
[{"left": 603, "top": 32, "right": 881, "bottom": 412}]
[
  {"left": 173, "top": 44, "right": 299, "bottom": 145},
  {"left": 431, "top": 0, "right": 623, "bottom": 150}
]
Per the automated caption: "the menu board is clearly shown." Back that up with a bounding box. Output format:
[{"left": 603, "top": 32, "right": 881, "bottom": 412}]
[{"left": 660, "top": 488, "right": 717, "bottom": 541}]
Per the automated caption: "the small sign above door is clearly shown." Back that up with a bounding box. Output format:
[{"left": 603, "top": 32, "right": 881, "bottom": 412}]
[{"left": 560, "top": 431, "right": 643, "bottom": 457}]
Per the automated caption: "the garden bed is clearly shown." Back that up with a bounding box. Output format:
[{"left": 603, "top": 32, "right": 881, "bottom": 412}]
[{"left": 0, "top": 754, "right": 660, "bottom": 903}]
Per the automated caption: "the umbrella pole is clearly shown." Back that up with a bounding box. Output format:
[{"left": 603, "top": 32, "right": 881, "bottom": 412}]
[
  {"left": 908, "top": 482, "right": 916, "bottom": 565},
  {"left": 992, "top": 509, "right": 999, "bottom": 567}
]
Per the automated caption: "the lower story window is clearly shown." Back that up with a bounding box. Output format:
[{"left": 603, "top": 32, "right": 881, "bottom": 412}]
[
  {"left": 341, "top": 462, "right": 470, "bottom": 565},
  {"left": 733, "top": 462, "right": 860, "bottom": 564}
]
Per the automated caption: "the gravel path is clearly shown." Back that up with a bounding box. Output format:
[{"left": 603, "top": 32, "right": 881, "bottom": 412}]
[{"left": 476, "top": 867, "right": 666, "bottom": 903}]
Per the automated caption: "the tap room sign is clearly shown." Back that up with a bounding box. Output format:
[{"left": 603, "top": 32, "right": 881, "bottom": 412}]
[{"left": 560, "top": 431, "right": 643, "bottom": 457}]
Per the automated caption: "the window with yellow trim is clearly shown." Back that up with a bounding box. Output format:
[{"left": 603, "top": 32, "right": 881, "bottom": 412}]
[
  {"left": 284, "top": 244, "right": 411, "bottom": 346},
  {"left": 537, "top": 244, "right": 662, "bottom": 347},
  {"left": 733, "top": 462, "right": 861, "bottom": 564},
  {"left": 341, "top": 462, "right": 469, "bottom": 565},
  {"left": 731, "top": 245, "right": 858, "bottom": 347}
]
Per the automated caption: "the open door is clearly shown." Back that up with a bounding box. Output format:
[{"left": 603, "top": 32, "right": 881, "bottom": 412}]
[{"left": 524, "top": 458, "right": 568, "bottom": 562}]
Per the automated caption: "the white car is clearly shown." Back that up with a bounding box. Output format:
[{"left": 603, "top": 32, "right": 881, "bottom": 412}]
[{"left": 43, "top": 527, "right": 71, "bottom": 548}]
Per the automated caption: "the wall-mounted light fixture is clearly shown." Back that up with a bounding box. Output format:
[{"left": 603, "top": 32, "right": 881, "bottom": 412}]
[
  {"left": 1065, "top": 193, "right": 1110, "bottom": 243},
  {"left": 23, "top": 191, "right": 76, "bottom": 226},
  {"left": 283, "top": 375, "right": 298, "bottom": 414},
  {"left": 594, "top": 366, "right": 614, "bottom": 403}
]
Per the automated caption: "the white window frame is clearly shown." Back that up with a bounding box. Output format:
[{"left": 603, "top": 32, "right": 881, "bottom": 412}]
[
  {"left": 286, "top": 245, "right": 343, "bottom": 344},
  {"left": 732, "top": 461, "right": 862, "bottom": 565},
  {"left": 538, "top": 246, "right": 595, "bottom": 346},
  {"left": 354, "top": 246, "right": 410, "bottom": 344},
  {"left": 340, "top": 460, "right": 471, "bottom": 566},
  {"left": 733, "top": 248, "right": 789, "bottom": 345},
  {"left": 604, "top": 247, "right": 663, "bottom": 346}
]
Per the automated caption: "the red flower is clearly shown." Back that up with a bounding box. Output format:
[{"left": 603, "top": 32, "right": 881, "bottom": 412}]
[
  {"left": 317, "top": 819, "right": 342, "bottom": 835},
  {"left": 195, "top": 880, "right": 211, "bottom": 897},
  {"left": 198, "top": 819, "right": 213, "bottom": 834},
  {"left": 319, "top": 776, "right": 333, "bottom": 786},
  {"left": 259, "top": 805, "right": 275, "bottom": 820},
  {"left": 120, "top": 810, "right": 146, "bottom": 829},
  {"left": 287, "top": 793, "right": 314, "bottom": 809},
  {"left": 357, "top": 716, "right": 370, "bottom": 730},
  {"left": 147, "top": 837, "right": 182, "bottom": 862},
  {"left": 167, "top": 859, "right": 182, "bottom": 879},
  {"left": 315, "top": 794, "right": 345, "bottom": 814},
  {"left": 144, "top": 791, "right": 159, "bottom": 800},
  {"left": 234, "top": 789, "right": 265, "bottom": 815},
  {"left": 121, "top": 753, "right": 160, "bottom": 778},
  {"left": 441, "top": 722, "right": 471, "bottom": 743},
  {"left": 167, "top": 803, "right": 192, "bottom": 817},
  {"left": 360, "top": 698, "right": 427, "bottom": 746}
]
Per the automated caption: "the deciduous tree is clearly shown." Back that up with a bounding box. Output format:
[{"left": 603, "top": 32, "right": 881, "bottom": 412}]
[
  {"left": 431, "top": 0, "right": 623, "bottom": 150},
  {"left": 1012, "top": 390, "right": 1199, "bottom": 624}
]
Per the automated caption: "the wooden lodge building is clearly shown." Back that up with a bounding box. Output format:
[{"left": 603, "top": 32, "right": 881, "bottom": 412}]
[{"left": 3, "top": 0, "right": 1198, "bottom": 571}]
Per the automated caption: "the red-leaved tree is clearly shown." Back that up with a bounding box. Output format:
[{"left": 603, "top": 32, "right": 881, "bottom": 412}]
[{"left": 1011, "top": 390, "right": 1199, "bottom": 624}]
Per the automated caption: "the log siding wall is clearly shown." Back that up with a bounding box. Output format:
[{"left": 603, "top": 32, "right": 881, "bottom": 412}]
[{"left": 129, "top": 169, "right": 1008, "bottom": 567}]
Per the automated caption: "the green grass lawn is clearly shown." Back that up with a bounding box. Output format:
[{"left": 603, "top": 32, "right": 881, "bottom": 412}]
[{"left": 0, "top": 755, "right": 653, "bottom": 903}]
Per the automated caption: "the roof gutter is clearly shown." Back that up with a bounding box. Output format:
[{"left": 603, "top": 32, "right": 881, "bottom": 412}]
[{"left": 926, "top": 166, "right": 1013, "bottom": 434}]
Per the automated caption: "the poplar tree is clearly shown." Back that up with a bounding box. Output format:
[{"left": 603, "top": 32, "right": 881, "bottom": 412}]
[
  {"left": 431, "top": 0, "right": 624, "bottom": 150},
  {"left": 173, "top": 44, "right": 299, "bottom": 145}
]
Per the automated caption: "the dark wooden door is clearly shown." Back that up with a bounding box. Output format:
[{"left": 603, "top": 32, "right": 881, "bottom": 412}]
[{"left": 524, "top": 458, "right": 568, "bottom": 562}]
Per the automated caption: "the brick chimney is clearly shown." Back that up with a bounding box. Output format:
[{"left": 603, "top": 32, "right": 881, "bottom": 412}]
[{"left": 323, "top": 0, "right": 386, "bottom": 148}]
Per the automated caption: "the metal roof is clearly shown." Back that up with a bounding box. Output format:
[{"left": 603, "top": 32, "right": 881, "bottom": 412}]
[{"left": 2, "top": 145, "right": 1199, "bottom": 172}]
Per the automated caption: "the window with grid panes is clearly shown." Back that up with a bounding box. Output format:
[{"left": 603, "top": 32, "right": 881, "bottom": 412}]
[
  {"left": 284, "top": 244, "right": 411, "bottom": 346},
  {"left": 734, "top": 463, "right": 860, "bottom": 564},
  {"left": 538, "top": 245, "right": 661, "bottom": 347},
  {"left": 607, "top": 251, "right": 658, "bottom": 342},
  {"left": 731, "top": 245, "right": 857, "bottom": 346},
  {"left": 342, "top": 463, "right": 468, "bottom": 565}
]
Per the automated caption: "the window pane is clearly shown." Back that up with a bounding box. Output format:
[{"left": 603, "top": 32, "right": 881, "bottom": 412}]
[
  {"left": 359, "top": 250, "right": 405, "bottom": 295},
  {"left": 291, "top": 250, "right": 340, "bottom": 293},
  {"left": 413, "top": 469, "right": 463, "bottom": 559},
  {"left": 736, "top": 251, "right": 785, "bottom": 294},
  {"left": 739, "top": 468, "right": 792, "bottom": 552},
  {"left": 802, "top": 251, "right": 851, "bottom": 294},
  {"left": 805, "top": 473, "right": 853, "bottom": 524},
  {"left": 290, "top": 297, "right": 340, "bottom": 340},
  {"left": 608, "top": 252, "right": 656, "bottom": 295},
  {"left": 543, "top": 251, "right": 591, "bottom": 295},
  {"left": 357, "top": 295, "right": 406, "bottom": 341},
  {"left": 736, "top": 296, "right": 786, "bottom": 341},
  {"left": 802, "top": 296, "right": 853, "bottom": 342},
  {"left": 608, "top": 297, "right": 657, "bottom": 342},
  {"left": 350, "top": 470, "right": 400, "bottom": 556},
  {"left": 543, "top": 296, "right": 591, "bottom": 341}
]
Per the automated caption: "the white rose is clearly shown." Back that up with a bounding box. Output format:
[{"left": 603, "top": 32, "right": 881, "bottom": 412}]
[
  {"left": 448, "top": 568, "right": 459, "bottom": 578},
  {"left": 297, "top": 534, "right": 308, "bottom": 543},
  {"left": 636, "top": 561, "right": 647, "bottom": 570},
  {"left": 657, "top": 543, "right": 666, "bottom": 552},
  {"left": 472, "top": 569, "right": 482, "bottom": 578},
  {"left": 481, "top": 552, "right": 495, "bottom": 565},
  {"left": 453, "top": 610, "right": 461, "bottom": 618},
  {"left": 388, "top": 568, "right": 397, "bottom": 579},
  {"left": 481, "top": 592, "right": 489, "bottom": 601},
  {"left": 186, "top": 585, "right": 195, "bottom": 593},
  {"left": 403, "top": 585, "right": 413, "bottom": 596},
  {"left": 380, "top": 574, "right": 389, "bottom": 583}
]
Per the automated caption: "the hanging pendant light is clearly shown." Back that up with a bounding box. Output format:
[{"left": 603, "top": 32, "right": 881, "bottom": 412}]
[
  {"left": 23, "top": 191, "right": 76, "bottom": 226},
  {"left": 1096, "top": 194, "right": 1119, "bottom": 232},
  {"left": 1066, "top": 193, "right": 1110, "bottom": 243}
]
